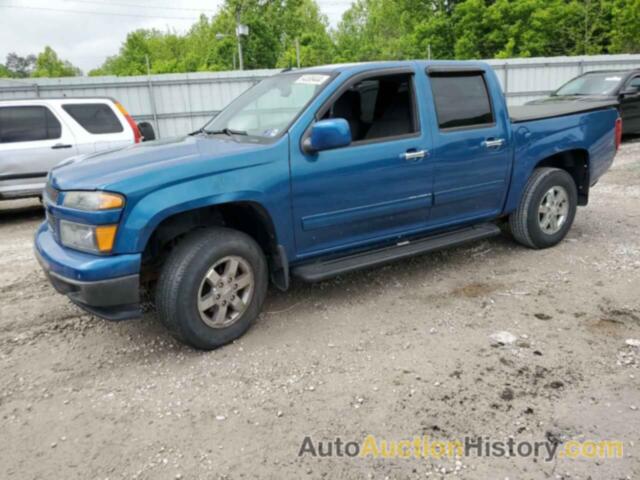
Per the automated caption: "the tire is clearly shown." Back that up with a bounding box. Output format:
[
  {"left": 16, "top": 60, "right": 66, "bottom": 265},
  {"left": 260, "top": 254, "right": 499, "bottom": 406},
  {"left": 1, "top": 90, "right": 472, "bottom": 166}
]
[
  {"left": 509, "top": 167, "right": 577, "bottom": 249},
  {"left": 156, "top": 227, "right": 268, "bottom": 350}
]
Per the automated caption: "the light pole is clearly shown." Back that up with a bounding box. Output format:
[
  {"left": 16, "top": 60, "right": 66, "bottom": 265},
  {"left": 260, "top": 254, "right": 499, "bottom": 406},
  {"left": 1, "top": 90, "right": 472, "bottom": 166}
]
[{"left": 216, "top": 21, "right": 248, "bottom": 71}]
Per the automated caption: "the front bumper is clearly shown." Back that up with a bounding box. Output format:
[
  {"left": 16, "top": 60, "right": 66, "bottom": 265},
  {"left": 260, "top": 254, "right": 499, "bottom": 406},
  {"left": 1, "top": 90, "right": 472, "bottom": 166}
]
[{"left": 34, "top": 222, "right": 142, "bottom": 321}]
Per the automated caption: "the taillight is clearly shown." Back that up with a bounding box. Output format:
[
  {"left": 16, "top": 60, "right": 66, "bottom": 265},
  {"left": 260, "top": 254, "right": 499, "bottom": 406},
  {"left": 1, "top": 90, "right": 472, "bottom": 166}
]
[
  {"left": 615, "top": 117, "right": 622, "bottom": 151},
  {"left": 115, "top": 101, "right": 142, "bottom": 143}
]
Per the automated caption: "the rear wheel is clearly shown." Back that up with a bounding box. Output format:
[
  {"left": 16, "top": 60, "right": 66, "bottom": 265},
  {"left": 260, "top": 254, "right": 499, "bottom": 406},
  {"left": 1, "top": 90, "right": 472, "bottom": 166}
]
[
  {"left": 509, "top": 167, "right": 577, "bottom": 249},
  {"left": 156, "top": 227, "right": 268, "bottom": 350}
]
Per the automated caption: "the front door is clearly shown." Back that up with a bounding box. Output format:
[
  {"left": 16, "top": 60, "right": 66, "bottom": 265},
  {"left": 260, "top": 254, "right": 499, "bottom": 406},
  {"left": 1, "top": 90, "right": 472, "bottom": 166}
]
[
  {"left": 290, "top": 70, "right": 433, "bottom": 258},
  {"left": 426, "top": 70, "right": 512, "bottom": 224},
  {"left": 620, "top": 75, "right": 640, "bottom": 134}
]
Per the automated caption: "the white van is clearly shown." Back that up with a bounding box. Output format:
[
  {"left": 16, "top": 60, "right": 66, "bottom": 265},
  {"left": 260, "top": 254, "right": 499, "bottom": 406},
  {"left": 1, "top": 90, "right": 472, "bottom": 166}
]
[{"left": 0, "top": 97, "right": 154, "bottom": 200}]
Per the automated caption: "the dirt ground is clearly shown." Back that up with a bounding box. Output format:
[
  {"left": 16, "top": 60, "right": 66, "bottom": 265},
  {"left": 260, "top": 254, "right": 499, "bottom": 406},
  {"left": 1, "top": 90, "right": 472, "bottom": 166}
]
[{"left": 1, "top": 140, "right": 639, "bottom": 480}]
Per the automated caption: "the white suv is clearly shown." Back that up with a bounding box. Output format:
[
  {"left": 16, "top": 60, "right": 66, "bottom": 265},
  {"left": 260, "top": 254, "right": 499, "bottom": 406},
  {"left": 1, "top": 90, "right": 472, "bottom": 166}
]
[{"left": 0, "top": 97, "right": 153, "bottom": 200}]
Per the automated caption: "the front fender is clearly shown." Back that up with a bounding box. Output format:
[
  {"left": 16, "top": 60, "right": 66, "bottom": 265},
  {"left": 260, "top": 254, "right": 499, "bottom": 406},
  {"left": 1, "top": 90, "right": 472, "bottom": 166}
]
[
  {"left": 112, "top": 154, "right": 294, "bottom": 255},
  {"left": 116, "top": 181, "right": 275, "bottom": 253}
]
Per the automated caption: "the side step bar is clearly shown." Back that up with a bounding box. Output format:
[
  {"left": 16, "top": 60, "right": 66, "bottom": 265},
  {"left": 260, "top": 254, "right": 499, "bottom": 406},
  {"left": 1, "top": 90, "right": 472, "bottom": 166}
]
[{"left": 292, "top": 223, "right": 501, "bottom": 282}]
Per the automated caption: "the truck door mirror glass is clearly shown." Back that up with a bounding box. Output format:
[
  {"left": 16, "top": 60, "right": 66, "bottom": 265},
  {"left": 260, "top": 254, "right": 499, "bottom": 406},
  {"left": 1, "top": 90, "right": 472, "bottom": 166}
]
[{"left": 303, "top": 118, "right": 351, "bottom": 153}]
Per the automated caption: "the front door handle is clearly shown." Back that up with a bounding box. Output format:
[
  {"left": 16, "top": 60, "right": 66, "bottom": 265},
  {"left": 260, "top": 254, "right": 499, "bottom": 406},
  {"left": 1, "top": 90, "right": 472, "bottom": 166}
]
[
  {"left": 51, "top": 143, "right": 73, "bottom": 149},
  {"left": 402, "top": 150, "right": 427, "bottom": 161},
  {"left": 482, "top": 138, "right": 505, "bottom": 149}
]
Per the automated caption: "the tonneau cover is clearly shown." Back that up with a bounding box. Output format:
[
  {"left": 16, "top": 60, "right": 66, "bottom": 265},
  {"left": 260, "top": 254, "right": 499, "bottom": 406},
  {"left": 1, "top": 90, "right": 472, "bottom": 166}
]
[{"left": 509, "top": 99, "right": 618, "bottom": 123}]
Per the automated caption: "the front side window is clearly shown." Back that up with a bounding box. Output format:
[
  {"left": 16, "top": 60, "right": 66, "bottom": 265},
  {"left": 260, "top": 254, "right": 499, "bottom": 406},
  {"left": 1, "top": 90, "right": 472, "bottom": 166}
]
[
  {"left": 62, "top": 103, "right": 123, "bottom": 134},
  {"left": 322, "top": 73, "right": 418, "bottom": 142},
  {"left": 429, "top": 73, "right": 494, "bottom": 130},
  {"left": 627, "top": 76, "right": 640, "bottom": 90},
  {"left": 0, "top": 106, "right": 61, "bottom": 143},
  {"left": 203, "top": 73, "right": 332, "bottom": 140}
]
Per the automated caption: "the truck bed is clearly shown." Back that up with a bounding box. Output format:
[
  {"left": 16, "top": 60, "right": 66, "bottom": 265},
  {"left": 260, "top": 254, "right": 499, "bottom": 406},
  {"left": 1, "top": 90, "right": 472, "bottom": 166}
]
[{"left": 509, "top": 99, "right": 618, "bottom": 123}]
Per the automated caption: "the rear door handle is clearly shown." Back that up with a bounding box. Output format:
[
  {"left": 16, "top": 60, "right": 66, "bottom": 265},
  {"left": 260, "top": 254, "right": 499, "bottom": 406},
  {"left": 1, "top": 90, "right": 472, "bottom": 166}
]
[
  {"left": 402, "top": 150, "right": 427, "bottom": 161},
  {"left": 51, "top": 143, "right": 73, "bottom": 149},
  {"left": 482, "top": 138, "right": 505, "bottom": 149}
]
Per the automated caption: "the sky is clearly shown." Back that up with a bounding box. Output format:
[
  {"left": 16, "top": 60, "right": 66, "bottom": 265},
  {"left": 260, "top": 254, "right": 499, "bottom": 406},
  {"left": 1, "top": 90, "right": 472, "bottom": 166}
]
[{"left": 0, "top": 0, "right": 352, "bottom": 74}]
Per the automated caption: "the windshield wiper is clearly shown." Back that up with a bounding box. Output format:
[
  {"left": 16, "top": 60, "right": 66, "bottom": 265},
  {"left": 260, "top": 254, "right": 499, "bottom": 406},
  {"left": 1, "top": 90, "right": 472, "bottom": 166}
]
[
  {"left": 189, "top": 127, "right": 207, "bottom": 135},
  {"left": 205, "top": 127, "right": 248, "bottom": 136}
]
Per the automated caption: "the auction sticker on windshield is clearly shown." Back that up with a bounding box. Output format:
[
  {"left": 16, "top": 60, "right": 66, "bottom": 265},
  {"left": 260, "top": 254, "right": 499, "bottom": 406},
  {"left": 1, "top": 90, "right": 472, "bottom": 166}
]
[{"left": 295, "top": 74, "right": 330, "bottom": 85}]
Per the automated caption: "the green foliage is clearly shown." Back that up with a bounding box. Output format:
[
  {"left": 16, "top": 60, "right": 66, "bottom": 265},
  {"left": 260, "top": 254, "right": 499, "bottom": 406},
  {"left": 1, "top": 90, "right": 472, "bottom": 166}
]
[
  {"left": 1, "top": 52, "right": 37, "bottom": 78},
  {"left": 32, "top": 46, "right": 82, "bottom": 77},
  {"left": 336, "top": 0, "right": 639, "bottom": 62},
  {"left": 611, "top": 0, "right": 640, "bottom": 52},
  {"left": 90, "top": 0, "right": 335, "bottom": 75},
  {"left": 0, "top": 49, "right": 80, "bottom": 78}
]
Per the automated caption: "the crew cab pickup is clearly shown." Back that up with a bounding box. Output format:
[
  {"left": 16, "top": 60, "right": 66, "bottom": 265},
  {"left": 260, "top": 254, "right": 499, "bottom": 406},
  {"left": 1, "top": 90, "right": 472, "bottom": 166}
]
[{"left": 35, "top": 61, "right": 621, "bottom": 349}]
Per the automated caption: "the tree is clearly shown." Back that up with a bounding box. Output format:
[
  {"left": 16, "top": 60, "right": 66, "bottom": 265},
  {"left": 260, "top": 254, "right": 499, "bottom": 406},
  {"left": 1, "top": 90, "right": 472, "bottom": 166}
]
[
  {"left": 0, "top": 64, "right": 11, "bottom": 78},
  {"left": 334, "top": 0, "right": 436, "bottom": 62},
  {"left": 88, "top": 0, "right": 638, "bottom": 75},
  {"left": 451, "top": 0, "right": 489, "bottom": 59},
  {"left": 4, "top": 52, "right": 36, "bottom": 78},
  {"left": 31, "top": 46, "right": 82, "bottom": 77},
  {"left": 276, "top": 0, "right": 335, "bottom": 67},
  {"left": 610, "top": 0, "right": 640, "bottom": 53}
]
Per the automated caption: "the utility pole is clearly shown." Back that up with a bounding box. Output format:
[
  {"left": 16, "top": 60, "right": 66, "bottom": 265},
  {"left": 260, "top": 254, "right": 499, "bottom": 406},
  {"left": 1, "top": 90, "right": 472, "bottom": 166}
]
[
  {"left": 584, "top": 0, "right": 590, "bottom": 55},
  {"left": 427, "top": 44, "right": 432, "bottom": 60},
  {"left": 295, "top": 38, "right": 301, "bottom": 68},
  {"left": 145, "top": 54, "right": 160, "bottom": 138},
  {"left": 236, "top": 10, "right": 244, "bottom": 71}
]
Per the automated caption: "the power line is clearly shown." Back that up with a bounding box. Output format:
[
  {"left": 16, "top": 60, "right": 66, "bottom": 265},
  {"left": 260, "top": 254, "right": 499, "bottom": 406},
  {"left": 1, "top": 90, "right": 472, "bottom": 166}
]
[
  {"left": 62, "top": 0, "right": 219, "bottom": 13},
  {"left": 0, "top": 4, "right": 203, "bottom": 20}
]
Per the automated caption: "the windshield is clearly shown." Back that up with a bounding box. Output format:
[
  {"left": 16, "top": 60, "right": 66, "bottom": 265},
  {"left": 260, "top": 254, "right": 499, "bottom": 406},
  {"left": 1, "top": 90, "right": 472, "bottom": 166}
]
[
  {"left": 554, "top": 72, "right": 623, "bottom": 96},
  {"left": 203, "top": 72, "right": 332, "bottom": 139}
]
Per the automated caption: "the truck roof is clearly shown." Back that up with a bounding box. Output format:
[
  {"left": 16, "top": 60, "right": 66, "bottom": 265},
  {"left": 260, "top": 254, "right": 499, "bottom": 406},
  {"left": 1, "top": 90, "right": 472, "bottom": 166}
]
[
  {"left": 0, "top": 96, "right": 118, "bottom": 104},
  {"left": 295, "top": 60, "right": 492, "bottom": 75}
]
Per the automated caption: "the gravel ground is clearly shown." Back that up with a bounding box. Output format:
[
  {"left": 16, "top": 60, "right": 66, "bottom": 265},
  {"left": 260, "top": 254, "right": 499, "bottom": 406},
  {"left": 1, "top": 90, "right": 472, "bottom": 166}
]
[{"left": 1, "top": 140, "right": 639, "bottom": 479}]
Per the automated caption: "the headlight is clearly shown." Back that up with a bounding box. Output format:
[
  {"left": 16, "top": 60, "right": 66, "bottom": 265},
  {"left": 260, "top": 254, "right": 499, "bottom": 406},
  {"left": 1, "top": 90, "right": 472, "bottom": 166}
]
[
  {"left": 59, "top": 220, "right": 118, "bottom": 253},
  {"left": 63, "top": 191, "right": 124, "bottom": 211}
]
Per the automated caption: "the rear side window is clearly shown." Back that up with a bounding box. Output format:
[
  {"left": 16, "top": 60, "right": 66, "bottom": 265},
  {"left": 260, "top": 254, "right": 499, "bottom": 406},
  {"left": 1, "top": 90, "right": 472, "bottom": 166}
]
[
  {"left": 0, "top": 106, "right": 61, "bottom": 143},
  {"left": 62, "top": 103, "right": 124, "bottom": 134},
  {"left": 429, "top": 73, "right": 494, "bottom": 129}
]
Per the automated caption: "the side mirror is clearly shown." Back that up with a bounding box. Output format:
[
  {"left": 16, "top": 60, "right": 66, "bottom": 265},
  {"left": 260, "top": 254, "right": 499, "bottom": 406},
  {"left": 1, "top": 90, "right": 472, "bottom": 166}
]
[
  {"left": 137, "top": 121, "right": 156, "bottom": 141},
  {"left": 620, "top": 87, "right": 640, "bottom": 98},
  {"left": 302, "top": 118, "right": 351, "bottom": 153}
]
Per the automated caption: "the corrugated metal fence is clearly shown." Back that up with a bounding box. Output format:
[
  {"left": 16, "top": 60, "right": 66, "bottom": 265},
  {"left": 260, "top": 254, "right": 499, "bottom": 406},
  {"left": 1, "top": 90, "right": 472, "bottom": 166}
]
[{"left": 1, "top": 54, "right": 639, "bottom": 138}]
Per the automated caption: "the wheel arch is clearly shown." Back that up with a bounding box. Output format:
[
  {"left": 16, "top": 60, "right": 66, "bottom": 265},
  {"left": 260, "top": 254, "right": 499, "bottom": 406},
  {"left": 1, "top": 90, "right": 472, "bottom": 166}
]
[
  {"left": 534, "top": 148, "right": 590, "bottom": 206},
  {"left": 141, "top": 200, "right": 289, "bottom": 289}
]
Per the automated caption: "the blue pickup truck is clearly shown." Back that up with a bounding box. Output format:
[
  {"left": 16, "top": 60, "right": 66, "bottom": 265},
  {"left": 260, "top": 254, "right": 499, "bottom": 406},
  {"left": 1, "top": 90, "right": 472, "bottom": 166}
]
[{"left": 35, "top": 61, "right": 621, "bottom": 349}]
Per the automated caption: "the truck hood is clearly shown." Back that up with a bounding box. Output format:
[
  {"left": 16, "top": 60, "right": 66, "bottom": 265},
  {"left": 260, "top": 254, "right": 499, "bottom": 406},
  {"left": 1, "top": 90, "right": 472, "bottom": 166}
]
[{"left": 50, "top": 134, "right": 271, "bottom": 192}]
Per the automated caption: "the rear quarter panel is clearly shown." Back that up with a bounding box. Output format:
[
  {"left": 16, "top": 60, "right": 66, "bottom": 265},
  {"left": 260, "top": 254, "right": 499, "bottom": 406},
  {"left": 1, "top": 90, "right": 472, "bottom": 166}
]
[{"left": 504, "top": 107, "right": 618, "bottom": 214}]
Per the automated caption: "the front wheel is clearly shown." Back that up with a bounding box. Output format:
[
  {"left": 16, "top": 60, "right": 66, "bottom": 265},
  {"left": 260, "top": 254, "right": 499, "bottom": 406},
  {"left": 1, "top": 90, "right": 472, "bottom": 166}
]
[
  {"left": 156, "top": 227, "right": 268, "bottom": 350},
  {"left": 509, "top": 167, "right": 578, "bottom": 249}
]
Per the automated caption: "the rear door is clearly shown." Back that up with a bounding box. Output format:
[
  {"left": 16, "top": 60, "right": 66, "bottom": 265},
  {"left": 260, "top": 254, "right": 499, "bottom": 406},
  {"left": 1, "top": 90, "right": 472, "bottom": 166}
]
[
  {"left": 620, "top": 75, "right": 640, "bottom": 134},
  {"left": 425, "top": 69, "right": 512, "bottom": 225},
  {"left": 0, "top": 104, "right": 78, "bottom": 191},
  {"left": 60, "top": 101, "right": 131, "bottom": 152}
]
